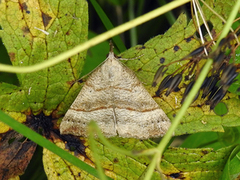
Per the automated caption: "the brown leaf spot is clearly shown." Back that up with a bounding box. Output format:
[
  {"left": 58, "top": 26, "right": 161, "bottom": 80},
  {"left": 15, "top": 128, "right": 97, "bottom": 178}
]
[
  {"left": 136, "top": 45, "right": 146, "bottom": 50},
  {"left": 20, "top": 2, "right": 28, "bottom": 11},
  {"left": 202, "top": 150, "right": 209, "bottom": 154},
  {"left": 169, "top": 173, "right": 181, "bottom": 178},
  {"left": 52, "top": 109, "right": 61, "bottom": 119},
  {"left": 22, "top": 26, "right": 30, "bottom": 34},
  {"left": 160, "top": 57, "right": 165, "bottom": 64},
  {"left": 167, "top": 172, "right": 185, "bottom": 179},
  {"left": 67, "top": 80, "right": 75, "bottom": 85},
  {"left": 42, "top": 12, "right": 52, "bottom": 27},
  {"left": 19, "top": 2, "right": 30, "bottom": 14},
  {"left": 113, "top": 158, "right": 119, "bottom": 163},
  {"left": 185, "top": 36, "right": 193, "bottom": 42},
  {"left": 173, "top": 45, "right": 180, "bottom": 52},
  {"left": 8, "top": 52, "right": 15, "bottom": 62}
]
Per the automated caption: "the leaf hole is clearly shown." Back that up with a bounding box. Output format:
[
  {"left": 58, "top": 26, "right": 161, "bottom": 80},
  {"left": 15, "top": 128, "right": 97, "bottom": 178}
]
[
  {"left": 0, "top": 38, "right": 19, "bottom": 85},
  {"left": 194, "top": 21, "right": 213, "bottom": 39}
]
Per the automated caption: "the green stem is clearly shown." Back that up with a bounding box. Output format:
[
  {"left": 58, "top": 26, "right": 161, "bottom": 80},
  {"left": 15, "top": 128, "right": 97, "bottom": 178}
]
[
  {"left": 89, "top": 126, "right": 108, "bottom": 180},
  {"left": 129, "top": 0, "right": 137, "bottom": 46}
]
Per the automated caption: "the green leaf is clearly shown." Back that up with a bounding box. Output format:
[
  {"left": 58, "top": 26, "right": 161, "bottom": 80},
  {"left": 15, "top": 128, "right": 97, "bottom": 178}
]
[
  {"left": 43, "top": 136, "right": 236, "bottom": 180},
  {"left": 161, "top": 145, "right": 236, "bottom": 179},
  {"left": 0, "top": 0, "right": 94, "bottom": 178},
  {"left": 220, "top": 145, "right": 240, "bottom": 180},
  {"left": 181, "top": 127, "right": 240, "bottom": 150},
  {"left": 0, "top": 0, "right": 88, "bottom": 116},
  {"left": 180, "top": 132, "right": 221, "bottom": 149},
  {"left": 43, "top": 138, "right": 162, "bottom": 179}
]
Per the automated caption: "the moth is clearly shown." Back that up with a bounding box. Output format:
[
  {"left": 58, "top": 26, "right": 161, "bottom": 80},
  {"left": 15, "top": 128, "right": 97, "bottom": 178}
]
[{"left": 60, "top": 43, "right": 171, "bottom": 139}]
